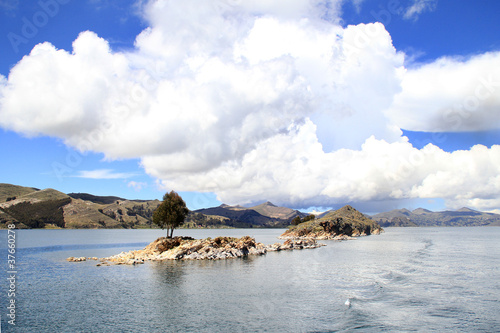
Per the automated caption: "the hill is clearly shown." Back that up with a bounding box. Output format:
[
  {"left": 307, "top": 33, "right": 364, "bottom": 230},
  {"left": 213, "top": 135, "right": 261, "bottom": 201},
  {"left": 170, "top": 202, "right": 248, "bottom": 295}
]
[
  {"left": 0, "top": 186, "right": 73, "bottom": 228},
  {"left": 280, "top": 205, "right": 383, "bottom": 239},
  {"left": 372, "top": 207, "right": 500, "bottom": 227},
  {"left": 67, "top": 193, "right": 127, "bottom": 205},
  {"left": 0, "top": 183, "right": 39, "bottom": 202},
  {"left": 0, "top": 184, "right": 161, "bottom": 229}
]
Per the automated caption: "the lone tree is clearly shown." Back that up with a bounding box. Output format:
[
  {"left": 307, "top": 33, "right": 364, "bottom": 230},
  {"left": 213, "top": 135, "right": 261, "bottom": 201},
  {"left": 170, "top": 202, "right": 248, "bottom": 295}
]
[{"left": 153, "top": 191, "right": 189, "bottom": 238}]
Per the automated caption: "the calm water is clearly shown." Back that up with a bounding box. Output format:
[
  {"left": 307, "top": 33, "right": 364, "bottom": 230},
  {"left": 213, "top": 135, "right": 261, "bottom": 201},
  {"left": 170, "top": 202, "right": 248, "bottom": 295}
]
[{"left": 1, "top": 227, "right": 499, "bottom": 332}]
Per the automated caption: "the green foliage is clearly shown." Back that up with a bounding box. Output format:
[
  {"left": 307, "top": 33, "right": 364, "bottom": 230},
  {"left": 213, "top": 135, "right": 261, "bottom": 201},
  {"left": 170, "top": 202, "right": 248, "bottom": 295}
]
[
  {"left": 127, "top": 204, "right": 154, "bottom": 219},
  {"left": 303, "top": 214, "right": 315, "bottom": 222},
  {"left": 291, "top": 214, "right": 315, "bottom": 225},
  {"left": 185, "top": 212, "right": 227, "bottom": 228},
  {"left": 2, "top": 197, "right": 71, "bottom": 228},
  {"left": 153, "top": 191, "right": 189, "bottom": 237}
]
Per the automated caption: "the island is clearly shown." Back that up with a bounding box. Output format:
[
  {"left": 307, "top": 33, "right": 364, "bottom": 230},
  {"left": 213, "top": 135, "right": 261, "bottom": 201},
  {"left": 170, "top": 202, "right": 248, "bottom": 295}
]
[
  {"left": 67, "top": 236, "right": 325, "bottom": 265},
  {"left": 280, "top": 205, "right": 383, "bottom": 240}
]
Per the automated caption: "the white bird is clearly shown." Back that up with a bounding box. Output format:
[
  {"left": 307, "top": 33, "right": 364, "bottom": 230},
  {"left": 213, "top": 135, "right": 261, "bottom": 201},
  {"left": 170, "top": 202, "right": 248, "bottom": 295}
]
[{"left": 345, "top": 299, "right": 351, "bottom": 307}]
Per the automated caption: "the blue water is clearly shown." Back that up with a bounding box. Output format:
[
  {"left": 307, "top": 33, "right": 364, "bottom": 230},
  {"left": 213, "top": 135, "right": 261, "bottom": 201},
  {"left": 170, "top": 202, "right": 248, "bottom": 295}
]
[{"left": 1, "top": 227, "right": 499, "bottom": 332}]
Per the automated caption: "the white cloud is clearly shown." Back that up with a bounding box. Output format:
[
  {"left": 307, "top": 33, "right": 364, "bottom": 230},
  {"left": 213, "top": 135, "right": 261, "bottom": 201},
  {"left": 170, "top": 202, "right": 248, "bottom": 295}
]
[
  {"left": 0, "top": 0, "right": 499, "bottom": 211},
  {"left": 155, "top": 120, "right": 500, "bottom": 210},
  {"left": 386, "top": 52, "right": 500, "bottom": 132},
  {"left": 403, "top": 0, "right": 437, "bottom": 21},
  {"left": 128, "top": 180, "right": 147, "bottom": 191},
  {"left": 76, "top": 169, "right": 138, "bottom": 179}
]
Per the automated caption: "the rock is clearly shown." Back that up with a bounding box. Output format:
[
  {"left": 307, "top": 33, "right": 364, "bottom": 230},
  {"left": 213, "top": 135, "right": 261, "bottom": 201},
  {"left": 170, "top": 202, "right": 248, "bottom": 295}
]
[
  {"left": 144, "top": 236, "right": 194, "bottom": 253},
  {"left": 66, "top": 257, "right": 86, "bottom": 262},
  {"left": 267, "top": 243, "right": 283, "bottom": 251},
  {"left": 96, "top": 262, "right": 111, "bottom": 267},
  {"left": 281, "top": 239, "right": 325, "bottom": 250},
  {"left": 126, "top": 259, "right": 144, "bottom": 265}
]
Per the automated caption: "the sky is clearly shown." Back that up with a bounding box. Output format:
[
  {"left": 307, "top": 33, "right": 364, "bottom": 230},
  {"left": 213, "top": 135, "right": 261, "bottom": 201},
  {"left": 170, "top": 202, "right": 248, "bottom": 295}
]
[{"left": 0, "top": 0, "right": 499, "bottom": 213}]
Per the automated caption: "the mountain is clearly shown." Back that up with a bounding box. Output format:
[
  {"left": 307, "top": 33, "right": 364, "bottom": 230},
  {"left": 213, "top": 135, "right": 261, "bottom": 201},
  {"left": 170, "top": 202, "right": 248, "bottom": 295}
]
[
  {"left": 412, "top": 208, "right": 433, "bottom": 215},
  {"left": 370, "top": 208, "right": 417, "bottom": 227},
  {"left": 193, "top": 202, "right": 302, "bottom": 228},
  {"left": 194, "top": 205, "right": 273, "bottom": 227},
  {"left": 249, "top": 201, "right": 306, "bottom": 220},
  {"left": 372, "top": 207, "right": 500, "bottom": 227}
]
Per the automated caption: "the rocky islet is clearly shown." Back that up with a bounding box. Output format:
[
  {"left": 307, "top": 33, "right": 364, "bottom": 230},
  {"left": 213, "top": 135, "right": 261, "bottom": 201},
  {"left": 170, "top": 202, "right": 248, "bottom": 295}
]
[
  {"left": 280, "top": 205, "right": 383, "bottom": 240},
  {"left": 67, "top": 235, "right": 325, "bottom": 265}
]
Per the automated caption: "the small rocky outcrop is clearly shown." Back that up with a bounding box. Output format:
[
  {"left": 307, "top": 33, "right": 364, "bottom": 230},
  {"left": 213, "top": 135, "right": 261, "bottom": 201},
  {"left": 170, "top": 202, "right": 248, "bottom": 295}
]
[
  {"left": 143, "top": 236, "right": 195, "bottom": 253},
  {"left": 67, "top": 256, "right": 87, "bottom": 262},
  {"left": 267, "top": 239, "right": 323, "bottom": 251},
  {"left": 67, "top": 236, "right": 325, "bottom": 265}
]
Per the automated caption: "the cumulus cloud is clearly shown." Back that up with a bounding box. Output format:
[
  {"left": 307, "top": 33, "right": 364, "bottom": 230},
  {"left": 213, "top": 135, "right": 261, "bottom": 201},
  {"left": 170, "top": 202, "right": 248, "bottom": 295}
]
[
  {"left": 0, "top": 0, "right": 499, "bottom": 211},
  {"left": 386, "top": 52, "right": 500, "bottom": 133},
  {"left": 156, "top": 119, "right": 500, "bottom": 210}
]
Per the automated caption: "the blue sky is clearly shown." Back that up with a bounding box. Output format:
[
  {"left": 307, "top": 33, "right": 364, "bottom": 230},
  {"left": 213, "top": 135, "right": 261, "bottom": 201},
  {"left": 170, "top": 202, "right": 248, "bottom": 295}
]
[{"left": 1, "top": 0, "right": 499, "bottom": 213}]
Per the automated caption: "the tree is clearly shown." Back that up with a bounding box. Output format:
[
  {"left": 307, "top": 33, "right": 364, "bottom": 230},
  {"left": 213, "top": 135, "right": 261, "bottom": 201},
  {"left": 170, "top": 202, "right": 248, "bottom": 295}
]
[
  {"left": 153, "top": 191, "right": 189, "bottom": 238},
  {"left": 291, "top": 216, "right": 302, "bottom": 226},
  {"left": 291, "top": 214, "right": 315, "bottom": 226},
  {"left": 303, "top": 214, "right": 315, "bottom": 222}
]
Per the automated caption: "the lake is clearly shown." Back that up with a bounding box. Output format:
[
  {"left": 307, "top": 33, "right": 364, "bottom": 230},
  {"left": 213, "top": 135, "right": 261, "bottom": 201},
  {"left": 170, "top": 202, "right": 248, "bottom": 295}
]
[{"left": 1, "top": 227, "right": 499, "bottom": 332}]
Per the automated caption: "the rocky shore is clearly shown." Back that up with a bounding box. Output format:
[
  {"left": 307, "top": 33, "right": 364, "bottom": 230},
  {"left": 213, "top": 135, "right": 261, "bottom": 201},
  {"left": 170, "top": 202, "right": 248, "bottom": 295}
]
[{"left": 67, "top": 236, "right": 325, "bottom": 265}]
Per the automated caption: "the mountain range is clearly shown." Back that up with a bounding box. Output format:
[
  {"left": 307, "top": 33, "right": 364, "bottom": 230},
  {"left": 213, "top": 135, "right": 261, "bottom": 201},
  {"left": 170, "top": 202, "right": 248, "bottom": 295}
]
[
  {"left": 193, "top": 202, "right": 307, "bottom": 228},
  {"left": 1, "top": 183, "right": 500, "bottom": 229},
  {"left": 0, "top": 183, "right": 306, "bottom": 229},
  {"left": 372, "top": 207, "right": 500, "bottom": 227}
]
